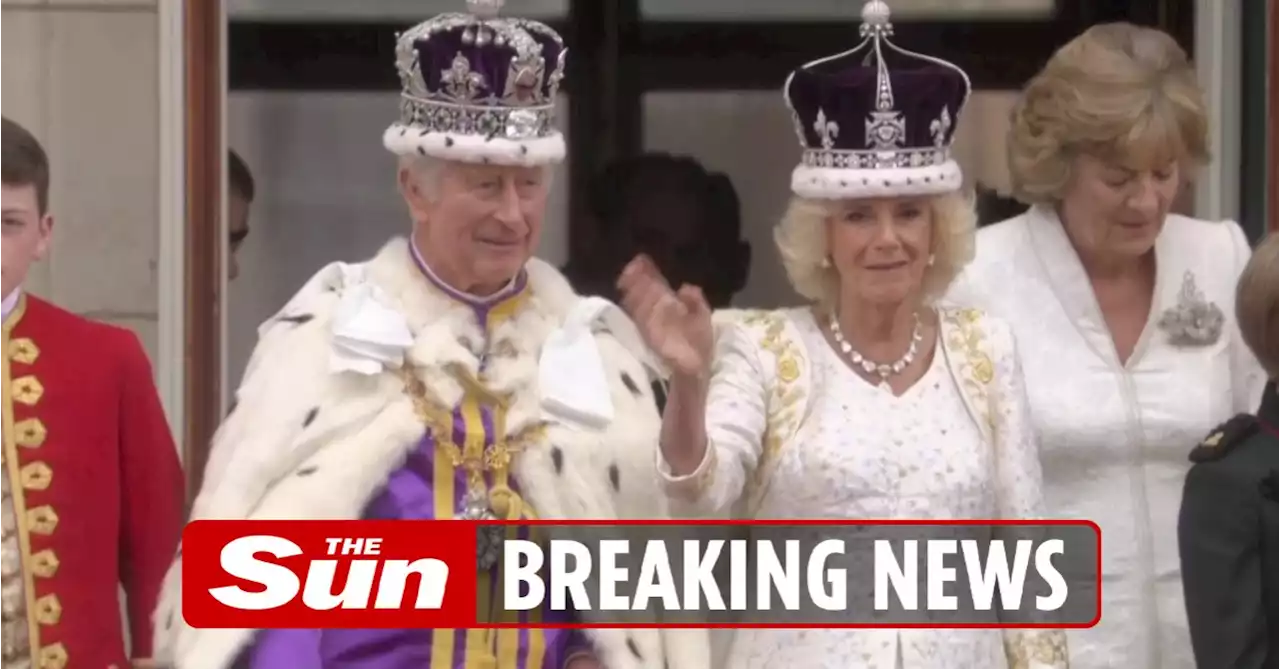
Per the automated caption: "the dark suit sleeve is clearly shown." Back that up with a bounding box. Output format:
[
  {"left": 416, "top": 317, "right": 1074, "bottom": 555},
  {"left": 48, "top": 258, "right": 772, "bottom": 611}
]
[{"left": 1178, "top": 460, "right": 1269, "bottom": 668}]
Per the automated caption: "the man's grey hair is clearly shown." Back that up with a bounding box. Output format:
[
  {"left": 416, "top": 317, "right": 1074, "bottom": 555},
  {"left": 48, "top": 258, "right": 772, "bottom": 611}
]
[
  {"left": 398, "top": 154, "right": 447, "bottom": 202},
  {"left": 398, "top": 155, "right": 554, "bottom": 203}
]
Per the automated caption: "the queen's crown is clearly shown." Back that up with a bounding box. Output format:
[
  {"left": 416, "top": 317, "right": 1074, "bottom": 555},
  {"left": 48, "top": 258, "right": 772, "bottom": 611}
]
[{"left": 784, "top": 0, "right": 972, "bottom": 180}]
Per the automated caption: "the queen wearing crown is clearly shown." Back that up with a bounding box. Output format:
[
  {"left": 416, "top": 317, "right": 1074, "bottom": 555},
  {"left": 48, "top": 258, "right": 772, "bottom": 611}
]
[
  {"left": 147, "top": 2, "right": 708, "bottom": 668},
  {"left": 619, "top": 2, "right": 1069, "bottom": 667}
]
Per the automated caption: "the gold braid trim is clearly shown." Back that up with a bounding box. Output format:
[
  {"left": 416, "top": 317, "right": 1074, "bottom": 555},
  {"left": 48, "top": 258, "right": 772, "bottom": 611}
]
[
  {"left": 1004, "top": 629, "right": 1070, "bottom": 669},
  {"left": 940, "top": 307, "right": 996, "bottom": 437},
  {"left": 732, "top": 310, "right": 807, "bottom": 515},
  {"left": 399, "top": 367, "right": 546, "bottom": 520}
]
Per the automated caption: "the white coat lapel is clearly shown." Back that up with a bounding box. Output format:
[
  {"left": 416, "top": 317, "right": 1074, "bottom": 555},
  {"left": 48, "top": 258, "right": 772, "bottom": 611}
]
[{"left": 1024, "top": 205, "right": 1173, "bottom": 367}]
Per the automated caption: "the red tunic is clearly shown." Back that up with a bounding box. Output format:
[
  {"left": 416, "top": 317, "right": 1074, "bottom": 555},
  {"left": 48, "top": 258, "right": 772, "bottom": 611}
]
[{"left": 1, "top": 294, "right": 184, "bottom": 668}]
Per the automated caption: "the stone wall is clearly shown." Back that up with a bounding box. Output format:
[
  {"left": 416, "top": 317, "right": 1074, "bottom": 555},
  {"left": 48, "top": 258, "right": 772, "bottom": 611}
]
[
  {"left": 2, "top": 1, "right": 168, "bottom": 650},
  {"left": 2, "top": 0, "right": 161, "bottom": 363}
]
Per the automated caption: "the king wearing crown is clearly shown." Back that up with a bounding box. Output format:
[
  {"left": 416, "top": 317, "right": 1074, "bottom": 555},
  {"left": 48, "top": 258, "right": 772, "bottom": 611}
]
[{"left": 149, "top": 2, "right": 708, "bottom": 669}]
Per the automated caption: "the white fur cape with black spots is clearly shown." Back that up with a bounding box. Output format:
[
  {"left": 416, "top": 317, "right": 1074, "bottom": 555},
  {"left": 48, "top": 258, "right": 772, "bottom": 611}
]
[{"left": 150, "top": 238, "right": 710, "bottom": 669}]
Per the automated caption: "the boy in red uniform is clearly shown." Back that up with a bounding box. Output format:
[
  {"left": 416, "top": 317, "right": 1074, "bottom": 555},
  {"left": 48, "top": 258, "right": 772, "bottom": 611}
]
[{"left": 1, "top": 116, "right": 184, "bottom": 668}]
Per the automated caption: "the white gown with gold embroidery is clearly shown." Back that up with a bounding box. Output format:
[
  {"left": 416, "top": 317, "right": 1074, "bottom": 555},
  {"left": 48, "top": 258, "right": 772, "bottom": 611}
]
[{"left": 658, "top": 307, "right": 1068, "bottom": 669}]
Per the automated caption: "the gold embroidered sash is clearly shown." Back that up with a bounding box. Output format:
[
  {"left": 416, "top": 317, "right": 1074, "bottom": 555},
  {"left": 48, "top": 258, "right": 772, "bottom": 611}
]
[
  {"left": 715, "top": 310, "right": 812, "bottom": 517},
  {"left": 399, "top": 367, "right": 547, "bottom": 521},
  {"left": 939, "top": 307, "right": 997, "bottom": 444}
]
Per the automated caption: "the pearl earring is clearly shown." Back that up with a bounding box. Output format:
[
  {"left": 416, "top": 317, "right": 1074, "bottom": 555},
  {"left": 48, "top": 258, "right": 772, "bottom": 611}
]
[
  {"left": 927, "top": 254, "right": 936, "bottom": 266},
  {"left": 820, "top": 257, "right": 832, "bottom": 268}
]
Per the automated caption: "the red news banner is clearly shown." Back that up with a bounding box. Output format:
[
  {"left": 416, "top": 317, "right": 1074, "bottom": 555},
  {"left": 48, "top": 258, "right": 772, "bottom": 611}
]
[{"left": 182, "top": 519, "right": 1101, "bottom": 630}]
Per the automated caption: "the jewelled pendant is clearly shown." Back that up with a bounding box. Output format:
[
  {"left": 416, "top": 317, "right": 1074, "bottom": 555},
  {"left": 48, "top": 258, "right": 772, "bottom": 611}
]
[
  {"left": 475, "top": 525, "right": 504, "bottom": 571},
  {"left": 461, "top": 485, "right": 491, "bottom": 518},
  {"left": 460, "top": 486, "right": 503, "bottom": 570}
]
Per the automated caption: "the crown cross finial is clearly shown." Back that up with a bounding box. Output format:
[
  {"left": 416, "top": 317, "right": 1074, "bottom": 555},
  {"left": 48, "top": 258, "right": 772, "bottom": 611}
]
[
  {"left": 866, "top": 110, "right": 906, "bottom": 152},
  {"left": 466, "top": 0, "right": 504, "bottom": 18}
]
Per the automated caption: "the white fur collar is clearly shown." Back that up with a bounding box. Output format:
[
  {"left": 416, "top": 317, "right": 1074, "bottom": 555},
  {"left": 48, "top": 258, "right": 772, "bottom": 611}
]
[{"left": 155, "top": 238, "right": 707, "bottom": 669}]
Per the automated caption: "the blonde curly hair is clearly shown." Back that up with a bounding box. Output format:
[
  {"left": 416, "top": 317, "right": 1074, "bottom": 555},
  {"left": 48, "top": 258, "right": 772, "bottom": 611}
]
[
  {"left": 773, "top": 192, "right": 976, "bottom": 308},
  {"left": 1007, "top": 22, "right": 1209, "bottom": 205}
]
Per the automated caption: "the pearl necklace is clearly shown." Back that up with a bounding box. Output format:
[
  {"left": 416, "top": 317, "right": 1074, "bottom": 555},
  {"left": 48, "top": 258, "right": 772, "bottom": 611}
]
[{"left": 827, "top": 312, "right": 923, "bottom": 389}]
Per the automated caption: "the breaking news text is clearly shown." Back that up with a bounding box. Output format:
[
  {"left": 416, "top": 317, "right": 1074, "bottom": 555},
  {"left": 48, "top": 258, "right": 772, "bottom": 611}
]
[{"left": 180, "top": 520, "right": 1101, "bottom": 629}]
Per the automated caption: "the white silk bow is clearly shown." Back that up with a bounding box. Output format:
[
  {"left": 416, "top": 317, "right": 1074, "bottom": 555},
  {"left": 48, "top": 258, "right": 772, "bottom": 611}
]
[
  {"left": 329, "top": 266, "right": 414, "bottom": 375},
  {"left": 539, "top": 296, "right": 665, "bottom": 431}
]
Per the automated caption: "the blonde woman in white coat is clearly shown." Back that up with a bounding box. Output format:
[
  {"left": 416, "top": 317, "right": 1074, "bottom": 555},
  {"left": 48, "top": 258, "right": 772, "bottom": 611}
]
[{"left": 947, "top": 22, "right": 1268, "bottom": 669}]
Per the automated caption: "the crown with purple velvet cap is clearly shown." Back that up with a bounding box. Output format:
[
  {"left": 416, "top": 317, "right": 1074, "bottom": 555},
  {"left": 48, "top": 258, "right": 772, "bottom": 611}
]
[
  {"left": 784, "top": 0, "right": 972, "bottom": 200},
  {"left": 383, "top": 0, "right": 567, "bottom": 166}
]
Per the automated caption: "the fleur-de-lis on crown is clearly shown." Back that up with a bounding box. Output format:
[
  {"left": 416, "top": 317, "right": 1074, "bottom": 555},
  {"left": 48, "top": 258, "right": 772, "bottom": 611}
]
[
  {"left": 930, "top": 107, "right": 952, "bottom": 148},
  {"left": 441, "top": 52, "right": 486, "bottom": 102},
  {"left": 814, "top": 108, "right": 839, "bottom": 149}
]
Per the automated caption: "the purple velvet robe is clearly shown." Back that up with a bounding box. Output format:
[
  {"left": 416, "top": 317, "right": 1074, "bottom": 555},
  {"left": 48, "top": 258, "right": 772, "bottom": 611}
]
[{"left": 239, "top": 255, "right": 590, "bottom": 669}]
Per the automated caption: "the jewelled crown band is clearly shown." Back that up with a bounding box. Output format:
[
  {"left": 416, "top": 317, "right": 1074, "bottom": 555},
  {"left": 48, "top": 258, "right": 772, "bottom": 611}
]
[
  {"left": 784, "top": 0, "right": 973, "bottom": 200},
  {"left": 383, "top": 0, "right": 567, "bottom": 167}
]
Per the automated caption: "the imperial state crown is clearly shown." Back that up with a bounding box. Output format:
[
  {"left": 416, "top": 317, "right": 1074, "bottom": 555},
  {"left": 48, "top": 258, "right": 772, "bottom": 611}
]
[
  {"left": 383, "top": 0, "right": 567, "bottom": 166},
  {"left": 785, "top": 0, "right": 972, "bottom": 200}
]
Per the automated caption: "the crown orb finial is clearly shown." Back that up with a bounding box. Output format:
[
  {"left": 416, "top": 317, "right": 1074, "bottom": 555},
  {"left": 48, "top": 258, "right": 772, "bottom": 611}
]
[
  {"left": 861, "top": 0, "right": 891, "bottom": 27},
  {"left": 466, "top": 0, "right": 504, "bottom": 18}
]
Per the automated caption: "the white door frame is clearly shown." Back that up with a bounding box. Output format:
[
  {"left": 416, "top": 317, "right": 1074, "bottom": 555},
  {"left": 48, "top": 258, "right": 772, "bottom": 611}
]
[
  {"left": 157, "top": 0, "right": 187, "bottom": 456},
  {"left": 157, "top": 0, "right": 228, "bottom": 479},
  {"left": 1194, "top": 0, "right": 1243, "bottom": 222}
]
